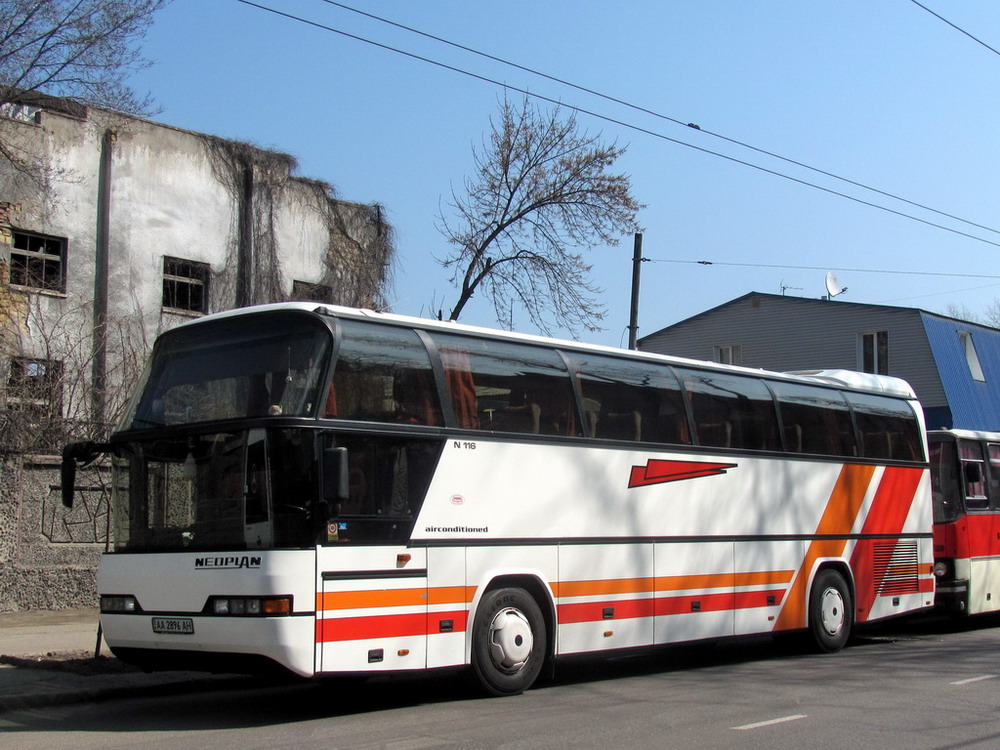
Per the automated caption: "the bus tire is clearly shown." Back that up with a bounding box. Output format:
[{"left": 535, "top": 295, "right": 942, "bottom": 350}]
[
  {"left": 471, "top": 587, "right": 547, "bottom": 696},
  {"left": 809, "top": 568, "right": 853, "bottom": 652}
]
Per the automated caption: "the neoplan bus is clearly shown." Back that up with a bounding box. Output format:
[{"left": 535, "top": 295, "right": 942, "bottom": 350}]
[
  {"left": 61, "top": 303, "right": 934, "bottom": 696},
  {"left": 928, "top": 429, "right": 1000, "bottom": 615}
]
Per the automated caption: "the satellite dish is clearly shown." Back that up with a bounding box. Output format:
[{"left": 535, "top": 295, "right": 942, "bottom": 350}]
[{"left": 825, "top": 271, "right": 847, "bottom": 299}]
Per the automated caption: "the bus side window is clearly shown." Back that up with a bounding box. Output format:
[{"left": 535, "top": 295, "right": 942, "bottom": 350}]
[
  {"left": 328, "top": 320, "right": 444, "bottom": 426},
  {"left": 432, "top": 334, "right": 578, "bottom": 436},
  {"left": 845, "top": 392, "right": 923, "bottom": 462},
  {"left": 567, "top": 352, "right": 690, "bottom": 445},
  {"left": 770, "top": 382, "right": 856, "bottom": 457},
  {"left": 677, "top": 369, "right": 780, "bottom": 451},
  {"left": 929, "top": 440, "right": 962, "bottom": 524},
  {"left": 959, "top": 441, "right": 989, "bottom": 511},
  {"left": 989, "top": 444, "right": 1000, "bottom": 509}
]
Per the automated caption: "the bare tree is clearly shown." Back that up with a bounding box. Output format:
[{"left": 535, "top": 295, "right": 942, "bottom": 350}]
[
  {"left": 437, "top": 96, "right": 642, "bottom": 336},
  {"left": 0, "top": 0, "right": 168, "bottom": 180},
  {"left": 945, "top": 303, "right": 981, "bottom": 324},
  {"left": 0, "top": 291, "right": 150, "bottom": 453},
  {"left": 984, "top": 300, "right": 1000, "bottom": 329}
]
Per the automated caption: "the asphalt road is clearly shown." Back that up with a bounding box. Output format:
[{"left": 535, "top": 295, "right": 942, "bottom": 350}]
[{"left": 2, "top": 614, "right": 999, "bottom": 750}]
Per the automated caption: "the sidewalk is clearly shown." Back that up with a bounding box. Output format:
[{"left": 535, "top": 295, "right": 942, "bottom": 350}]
[{"left": 0, "top": 609, "right": 250, "bottom": 713}]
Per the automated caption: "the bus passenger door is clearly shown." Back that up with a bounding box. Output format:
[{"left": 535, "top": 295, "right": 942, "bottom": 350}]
[
  {"left": 960, "top": 440, "right": 998, "bottom": 614},
  {"left": 314, "top": 434, "right": 438, "bottom": 673}
]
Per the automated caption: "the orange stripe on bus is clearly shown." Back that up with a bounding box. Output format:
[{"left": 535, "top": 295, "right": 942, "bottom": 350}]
[
  {"left": 317, "top": 585, "right": 476, "bottom": 612},
  {"left": 552, "top": 577, "right": 654, "bottom": 598},
  {"left": 428, "top": 585, "right": 477, "bottom": 605},
  {"left": 775, "top": 463, "right": 876, "bottom": 631},
  {"left": 552, "top": 570, "right": 795, "bottom": 599},
  {"left": 654, "top": 570, "right": 795, "bottom": 591}
]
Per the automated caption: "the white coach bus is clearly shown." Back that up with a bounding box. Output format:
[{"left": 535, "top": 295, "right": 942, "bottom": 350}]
[{"left": 62, "top": 303, "right": 934, "bottom": 695}]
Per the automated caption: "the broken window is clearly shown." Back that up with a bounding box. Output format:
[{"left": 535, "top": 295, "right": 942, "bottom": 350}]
[
  {"left": 291, "top": 280, "right": 333, "bottom": 303},
  {"left": 7, "top": 357, "right": 63, "bottom": 416},
  {"left": 162, "top": 257, "right": 210, "bottom": 314},
  {"left": 8, "top": 229, "right": 66, "bottom": 293}
]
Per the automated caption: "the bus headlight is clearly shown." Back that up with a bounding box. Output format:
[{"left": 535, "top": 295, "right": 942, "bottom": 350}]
[
  {"left": 101, "top": 595, "right": 139, "bottom": 613},
  {"left": 933, "top": 561, "right": 952, "bottom": 578}
]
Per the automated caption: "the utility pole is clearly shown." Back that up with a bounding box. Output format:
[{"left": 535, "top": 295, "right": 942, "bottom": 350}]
[{"left": 627, "top": 233, "right": 645, "bottom": 350}]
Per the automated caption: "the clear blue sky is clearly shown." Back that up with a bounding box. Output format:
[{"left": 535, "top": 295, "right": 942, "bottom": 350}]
[{"left": 129, "top": 0, "right": 1000, "bottom": 347}]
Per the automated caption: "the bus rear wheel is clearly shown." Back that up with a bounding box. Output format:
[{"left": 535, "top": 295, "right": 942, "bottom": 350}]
[
  {"left": 471, "top": 587, "right": 546, "bottom": 696},
  {"left": 809, "top": 568, "right": 852, "bottom": 652}
]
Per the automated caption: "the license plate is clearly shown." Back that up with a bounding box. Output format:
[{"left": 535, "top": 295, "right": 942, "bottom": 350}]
[{"left": 152, "top": 617, "right": 194, "bottom": 635}]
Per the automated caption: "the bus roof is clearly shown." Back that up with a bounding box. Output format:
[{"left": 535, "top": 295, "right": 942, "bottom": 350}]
[
  {"left": 928, "top": 428, "right": 1000, "bottom": 442},
  {"left": 170, "top": 302, "right": 919, "bottom": 400}
]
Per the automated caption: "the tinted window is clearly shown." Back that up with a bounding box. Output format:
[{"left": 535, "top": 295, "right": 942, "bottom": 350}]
[
  {"left": 433, "top": 334, "right": 578, "bottom": 436},
  {"left": 124, "top": 313, "right": 330, "bottom": 429},
  {"left": 676, "top": 369, "right": 780, "bottom": 451},
  {"left": 569, "top": 353, "right": 690, "bottom": 444},
  {"left": 929, "top": 439, "right": 962, "bottom": 523},
  {"left": 959, "top": 440, "right": 988, "bottom": 511},
  {"left": 327, "top": 321, "right": 443, "bottom": 426},
  {"left": 988, "top": 444, "right": 1000, "bottom": 507},
  {"left": 846, "top": 392, "right": 923, "bottom": 461},
  {"left": 771, "top": 381, "right": 857, "bottom": 457}
]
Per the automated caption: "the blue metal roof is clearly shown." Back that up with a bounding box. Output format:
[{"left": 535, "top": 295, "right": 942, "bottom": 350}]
[{"left": 921, "top": 312, "right": 1000, "bottom": 431}]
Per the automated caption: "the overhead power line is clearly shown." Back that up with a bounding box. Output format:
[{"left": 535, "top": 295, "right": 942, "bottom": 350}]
[
  {"left": 652, "top": 257, "right": 1000, "bottom": 280},
  {"left": 908, "top": 0, "right": 1000, "bottom": 57},
  {"left": 234, "top": 0, "right": 1000, "bottom": 250},
  {"left": 320, "top": 0, "right": 1000, "bottom": 240}
]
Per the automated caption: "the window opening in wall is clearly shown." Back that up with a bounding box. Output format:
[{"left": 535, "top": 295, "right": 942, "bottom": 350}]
[
  {"left": 959, "top": 331, "right": 986, "bottom": 382},
  {"left": 291, "top": 280, "right": 333, "bottom": 303},
  {"left": 715, "top": 344, "right": 742, "bottom": 366},
  {"left": 860, "top": 331, "right": 889, "bottom": 375},
  {"left": 0, "top": 102, "right": 40, "bottom": 124},
  {"left": 162, "top": 257, "right": 210, "bottom": 314},
  {"left": 8, "top": 229, "right": 66, "bottom": 292},
  {"left": 7, "top": 357, "right": 63, "bottom": 415}
]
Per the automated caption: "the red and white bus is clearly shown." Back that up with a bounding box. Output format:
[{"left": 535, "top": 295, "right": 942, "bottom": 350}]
[
  {"left": 63, "top": 303, "right": 934, "bottom": 695},
  {"left": 928, "top": 429, "right": 1000, "bottom": 616}
]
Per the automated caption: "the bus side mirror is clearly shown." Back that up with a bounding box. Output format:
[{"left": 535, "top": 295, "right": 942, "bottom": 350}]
[
  {"left": 61, "top": 446, "right": 78, "bottom": 509},
  {"left": 61, "top": 441, "right": 108, "bottom": 508},
  {"left": 322, "top": 446, "right": 349, "bottom": 512}
]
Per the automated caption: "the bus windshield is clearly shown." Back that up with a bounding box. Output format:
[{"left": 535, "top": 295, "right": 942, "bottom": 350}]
[
  {"left": 121, "top": 312, "right": 332, "bottom": 431},
  {"left": 111, "top": 428, "right": 320, "bottom": 552}
]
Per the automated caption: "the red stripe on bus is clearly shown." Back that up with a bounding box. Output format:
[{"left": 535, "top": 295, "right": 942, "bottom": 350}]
[
  {"left": 774, "top": 464, "right": 876, "bottom": 631},
  {"left": 557, "top": 590, "right": 785, "bottom": 624},
  {"left": 935, "top": 514, "right": 1000, "bottom": 560},
  {"left": 316, "top": 610, "right": 469, "bottom": 642},
  {"left": 851, "top": 466, "right": 925, "bottom": 621}
]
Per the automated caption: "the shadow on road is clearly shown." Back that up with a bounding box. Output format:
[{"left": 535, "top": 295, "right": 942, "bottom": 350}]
[{"left": 4, "top": 609, "right": 999, "bottom": 735}]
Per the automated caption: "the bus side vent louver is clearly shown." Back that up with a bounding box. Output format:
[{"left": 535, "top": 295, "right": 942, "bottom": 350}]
[{"left": 873, "top": 541, "right": 920, "bottom": 596}]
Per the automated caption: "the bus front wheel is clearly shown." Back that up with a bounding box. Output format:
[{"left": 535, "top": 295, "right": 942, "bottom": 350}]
[
  {"left": 809, "top": 568, "right": 853, "bottom": 652},
  {"left": 471, "top": 587, "right": 546, "bottom": 696}
]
